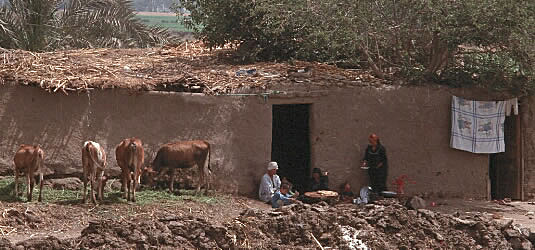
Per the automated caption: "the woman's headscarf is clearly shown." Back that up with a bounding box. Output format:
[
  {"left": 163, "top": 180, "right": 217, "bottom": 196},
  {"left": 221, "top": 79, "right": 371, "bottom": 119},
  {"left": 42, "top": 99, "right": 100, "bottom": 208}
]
[{"left": 369, "top": 133, "right": 380, "bottom": 144}]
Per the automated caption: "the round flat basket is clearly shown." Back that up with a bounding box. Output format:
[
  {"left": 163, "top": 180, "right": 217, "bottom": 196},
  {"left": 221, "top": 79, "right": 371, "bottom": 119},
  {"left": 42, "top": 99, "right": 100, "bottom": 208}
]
[{"left": 304, "top": 190, "right": 339, "bottom": 199}]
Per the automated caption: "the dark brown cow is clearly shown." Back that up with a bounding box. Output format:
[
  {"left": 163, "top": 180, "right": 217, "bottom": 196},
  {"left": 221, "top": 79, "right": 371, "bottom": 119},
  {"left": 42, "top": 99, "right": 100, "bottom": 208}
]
[
  {"left": 115, "top": 137, "right": 144, "bottom": 202},
  {"left": 82, "top": 141, "right": 107, "bottom": 204},
  {"left": 145, "top": 140, "right": 211, "bottom": 193},
  {"left": 13, "top": 144, "right": 44, "bottom": 202}
]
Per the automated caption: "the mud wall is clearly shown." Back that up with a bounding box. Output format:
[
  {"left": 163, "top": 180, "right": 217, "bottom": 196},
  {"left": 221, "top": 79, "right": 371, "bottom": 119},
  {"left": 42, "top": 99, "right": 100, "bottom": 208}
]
[
  {"left": 0, "top": 85, "right": 271, "bottom": 194},
  {"left": 270, "top": 86, "right": 489, "bottom": 199},
  {"left": 0, "top": 84, "right": 491, "bottom": 198}
]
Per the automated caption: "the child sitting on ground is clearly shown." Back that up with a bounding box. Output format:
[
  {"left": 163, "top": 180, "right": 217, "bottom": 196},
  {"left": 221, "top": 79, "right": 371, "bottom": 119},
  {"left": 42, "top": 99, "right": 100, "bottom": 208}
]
[
  {"left": 339, "top": 182, "right": 355, "bottom": 203},
  {"left": 281, "top": 177, "right": 296, "bottom": 196},
  {"left": 272, "top": 183, "right": 299, "bottom": 208}
]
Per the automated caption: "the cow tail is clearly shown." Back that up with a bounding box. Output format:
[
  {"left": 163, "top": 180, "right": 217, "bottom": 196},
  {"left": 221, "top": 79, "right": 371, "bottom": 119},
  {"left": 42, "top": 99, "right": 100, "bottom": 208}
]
[
  {"left": 87, "top": 143, "right": 104, "bottom": 170},
  {"left": 207, "top": 143, "right": 212, "bottom": 174}
]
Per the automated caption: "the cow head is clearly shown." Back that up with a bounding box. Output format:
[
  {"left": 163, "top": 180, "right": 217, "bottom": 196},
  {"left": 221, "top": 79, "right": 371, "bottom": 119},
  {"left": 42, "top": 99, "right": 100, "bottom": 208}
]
[
  {"left": 141, "top": 166, "right": 157, "bottom": 187},
  {"left": 127, "top": 141, "right": 137, "bottom": 152}
]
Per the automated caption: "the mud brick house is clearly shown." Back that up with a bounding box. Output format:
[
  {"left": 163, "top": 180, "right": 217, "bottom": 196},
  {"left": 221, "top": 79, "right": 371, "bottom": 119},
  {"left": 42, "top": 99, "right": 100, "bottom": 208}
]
[{"left": 0, "top": 43, "right": 532, "bottom": 200}]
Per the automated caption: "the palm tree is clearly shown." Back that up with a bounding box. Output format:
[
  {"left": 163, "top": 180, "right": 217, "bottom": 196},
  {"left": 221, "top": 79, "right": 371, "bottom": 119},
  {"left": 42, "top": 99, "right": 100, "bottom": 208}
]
[{"left": 0, "top": 0, "right": 174, "bottom": 51}]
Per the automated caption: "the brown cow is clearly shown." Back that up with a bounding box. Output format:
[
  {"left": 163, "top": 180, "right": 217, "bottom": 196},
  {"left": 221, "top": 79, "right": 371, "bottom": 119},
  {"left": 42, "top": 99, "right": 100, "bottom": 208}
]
[
  {"left": 82, "top": 141, "right": 107, "bottom": 204},
  {"left": 13, "top": 144, "right": 44, "bottom": 202},
  {"left": 145, "top": 140, "right": 211, "bottom": 194},
  {"left": 115, "top": 137, "right": 144, "bottom": 202}
]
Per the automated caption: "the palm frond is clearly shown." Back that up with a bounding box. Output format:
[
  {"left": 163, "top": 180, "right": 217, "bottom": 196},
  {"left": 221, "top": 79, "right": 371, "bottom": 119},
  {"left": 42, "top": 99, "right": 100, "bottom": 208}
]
[
  {"left": 57, "top": 0, "right": 174, "bottom": 49},
  {"left": 1, "top": 0, "right": 175, "bottom": 51}
]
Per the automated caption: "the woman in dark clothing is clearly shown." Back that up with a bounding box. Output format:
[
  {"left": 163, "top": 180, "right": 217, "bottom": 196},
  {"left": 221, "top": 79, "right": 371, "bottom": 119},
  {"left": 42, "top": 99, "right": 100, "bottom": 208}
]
[
  {"left": 308, "top": 167, "right": 329, "bottom": 191},
  {"left": 361, "top": 133, "right": 388, "bottom": 194}
]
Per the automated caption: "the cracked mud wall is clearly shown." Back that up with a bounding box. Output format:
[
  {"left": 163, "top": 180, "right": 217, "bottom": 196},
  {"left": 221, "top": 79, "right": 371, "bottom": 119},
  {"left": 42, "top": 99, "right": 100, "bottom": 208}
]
[
  {"left": 0, "top": 85, "right": 491, "bottom": 197},
  {"left": 0, "top": 85, "right": 271, "bottom": 194}
]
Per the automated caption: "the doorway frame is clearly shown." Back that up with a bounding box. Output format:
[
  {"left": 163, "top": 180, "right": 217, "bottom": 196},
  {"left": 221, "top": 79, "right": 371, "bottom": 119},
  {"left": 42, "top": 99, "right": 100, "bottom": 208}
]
[
  {"left": 270, "top": 103, "right": 313, "bottom": 192},
  {"left": 488, "top": 111, "right": 523, "bottom": 200}
]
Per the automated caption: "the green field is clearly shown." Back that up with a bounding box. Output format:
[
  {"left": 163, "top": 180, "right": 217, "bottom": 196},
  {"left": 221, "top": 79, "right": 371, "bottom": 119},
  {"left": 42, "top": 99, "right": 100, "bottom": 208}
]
[{"left": 136, "top": 14, "right": 190, "bottom": 32}]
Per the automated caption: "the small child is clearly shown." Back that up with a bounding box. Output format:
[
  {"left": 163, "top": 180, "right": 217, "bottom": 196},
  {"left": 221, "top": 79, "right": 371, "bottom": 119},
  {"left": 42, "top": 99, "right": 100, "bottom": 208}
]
[
  {"left": 281, "top": 177, "right": 295, "bottom": 196},
  {"left": 340, "top": 182, "right": 355, "bottom": 203},
  {"left": 272, "top": 183, "right": 299, "bottom": 208}
]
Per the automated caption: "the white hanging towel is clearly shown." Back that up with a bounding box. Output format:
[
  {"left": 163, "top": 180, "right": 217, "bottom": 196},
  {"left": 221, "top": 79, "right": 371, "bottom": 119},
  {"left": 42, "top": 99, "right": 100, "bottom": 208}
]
[
  {"left": 505, "top": 98, "right": 518, "bottom": 116},
  {"left": 450, "top": 96, "right": 505, "bottom": 153}
]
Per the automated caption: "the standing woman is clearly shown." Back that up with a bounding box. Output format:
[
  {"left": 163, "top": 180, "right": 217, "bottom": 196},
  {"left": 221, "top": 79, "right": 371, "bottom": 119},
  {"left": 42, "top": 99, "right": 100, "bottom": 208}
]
[{"left": 361, "top": 133, "right": 388, "bottom": 194}]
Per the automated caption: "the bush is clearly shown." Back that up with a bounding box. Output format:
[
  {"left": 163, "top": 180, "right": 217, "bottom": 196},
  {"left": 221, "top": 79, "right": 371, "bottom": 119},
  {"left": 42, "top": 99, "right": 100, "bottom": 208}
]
[{"left": 175, "top": 0, "right": 535, "bottom": 93}]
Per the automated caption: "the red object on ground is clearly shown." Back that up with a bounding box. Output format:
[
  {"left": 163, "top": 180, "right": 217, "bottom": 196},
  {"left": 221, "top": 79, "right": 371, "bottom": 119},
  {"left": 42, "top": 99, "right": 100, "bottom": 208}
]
[{"left": 392, "top": 175, "right": 416, "bottom": 194}]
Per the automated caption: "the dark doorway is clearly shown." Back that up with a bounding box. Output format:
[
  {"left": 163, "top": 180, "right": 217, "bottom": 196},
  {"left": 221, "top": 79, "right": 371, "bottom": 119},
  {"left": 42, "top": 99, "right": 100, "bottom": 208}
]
[
  {"left": 490, "top": 114, "right": 522, "bottom": 200},
  {"left": 271, "top": 104, "right": 310, "bottom": 192}
]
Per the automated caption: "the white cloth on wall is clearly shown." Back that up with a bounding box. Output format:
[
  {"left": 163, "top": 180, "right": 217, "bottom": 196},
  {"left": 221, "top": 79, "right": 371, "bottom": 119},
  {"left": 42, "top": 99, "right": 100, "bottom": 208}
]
[
  {"left": 450, "top": 96, "right": 505, "bottom": 154},
  {"left": 505, "top": 98, "right": 518, "bottom": 116}
]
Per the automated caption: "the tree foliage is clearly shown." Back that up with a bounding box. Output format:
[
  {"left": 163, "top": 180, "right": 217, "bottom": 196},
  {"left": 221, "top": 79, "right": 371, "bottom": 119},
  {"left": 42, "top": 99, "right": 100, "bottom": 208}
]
[
  {"left": 176, "top": 0, "right": 535, "bottom": 93},
  {"left": 0, "top": 0, "right": 174, "bottom": 51}
]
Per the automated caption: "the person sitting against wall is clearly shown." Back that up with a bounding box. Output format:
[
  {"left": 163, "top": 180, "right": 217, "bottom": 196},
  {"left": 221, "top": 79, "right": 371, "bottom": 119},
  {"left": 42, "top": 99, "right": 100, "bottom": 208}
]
[
  {"left": 361, "top": 133, "right": 388, "bottom": 194},
  {"left": 259, "top": 161, "right": 282, "bottom": 203},
  {"left": 339, "top": 181, "right": 355, "bottom": 203},
  {"left": 272, "top": 183, "right": 299, "bottom": 208},
  {"left": 308, "top": 167, "right": 329, "bottom": 191}
]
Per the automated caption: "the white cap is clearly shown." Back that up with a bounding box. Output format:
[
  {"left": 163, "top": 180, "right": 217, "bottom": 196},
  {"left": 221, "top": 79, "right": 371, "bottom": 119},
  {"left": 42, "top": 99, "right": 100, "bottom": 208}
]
[{"left": 267, "top": 161, "right": 278, "bottom": 170}]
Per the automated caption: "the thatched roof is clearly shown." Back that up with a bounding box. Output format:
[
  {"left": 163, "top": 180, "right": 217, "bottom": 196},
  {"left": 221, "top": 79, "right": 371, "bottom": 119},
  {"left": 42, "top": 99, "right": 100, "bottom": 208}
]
[{"left": 0, "top": 42, "right": 391, "bottom": 95}]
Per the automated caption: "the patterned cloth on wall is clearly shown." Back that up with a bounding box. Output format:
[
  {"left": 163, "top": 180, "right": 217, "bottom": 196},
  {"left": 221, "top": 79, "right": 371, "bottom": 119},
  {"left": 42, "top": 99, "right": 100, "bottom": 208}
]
[{"left": 450, "top": 96, "right": 505, "bottom": 154}]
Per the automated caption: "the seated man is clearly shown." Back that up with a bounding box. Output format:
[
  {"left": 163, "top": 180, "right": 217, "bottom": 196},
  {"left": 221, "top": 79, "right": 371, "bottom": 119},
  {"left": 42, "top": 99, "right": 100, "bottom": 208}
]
[
  {"left": 339, "top": 181, "right": 355, "bottom": 203},
  {"left": 272, "top": 183, "right": 299, "bottom": 208},
  {"left": 308, "top": 167, "right": 329, "bottom": 191},
  {"left": 258, "top": 162, "right": 281, "bottom": 203}
]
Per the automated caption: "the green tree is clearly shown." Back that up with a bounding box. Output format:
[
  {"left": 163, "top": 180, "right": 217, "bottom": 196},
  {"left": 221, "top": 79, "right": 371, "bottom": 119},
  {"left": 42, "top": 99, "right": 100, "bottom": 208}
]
[
  {"left": 176, "top": 0, "right": 535, "bottom": 93},
  {"left": 0, "top": 0, "right": 174, "bottom": 51}
]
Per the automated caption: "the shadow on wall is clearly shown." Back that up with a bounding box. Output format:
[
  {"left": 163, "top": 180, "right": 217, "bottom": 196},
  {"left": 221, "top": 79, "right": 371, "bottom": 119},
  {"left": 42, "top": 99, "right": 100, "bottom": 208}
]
[{"left": 0, "top": 86, "right": 88, "bottom": 177}]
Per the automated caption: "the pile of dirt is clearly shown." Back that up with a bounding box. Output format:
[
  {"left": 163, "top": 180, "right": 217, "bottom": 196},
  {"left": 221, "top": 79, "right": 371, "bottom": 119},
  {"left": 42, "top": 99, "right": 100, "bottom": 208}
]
[
  {"left": 0, "top": 213, "right": 235, "bottom": 249},
  {"left": 227, "top": 199, "right": 532, "bottom": 249},
  {"left": 0, "top": 199, "right": 532, "bottom": 249},
  {"left": 72, "top": 215, "right": 234, "bottom": 249},
  {"left": 1, "top": 208, "right": 42, "bottom": 230}
]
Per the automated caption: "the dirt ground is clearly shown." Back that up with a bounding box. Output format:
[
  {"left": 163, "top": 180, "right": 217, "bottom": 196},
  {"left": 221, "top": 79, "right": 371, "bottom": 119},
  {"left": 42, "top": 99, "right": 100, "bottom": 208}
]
[
  {"left": 427, "top": 198, "right": 535, "bottom": 232},
  {"left": 1, "top": 192, "right": 535, "bottom": 249},
  {"left": 0, "top": 193, "right": 269, "bottom": 244}
]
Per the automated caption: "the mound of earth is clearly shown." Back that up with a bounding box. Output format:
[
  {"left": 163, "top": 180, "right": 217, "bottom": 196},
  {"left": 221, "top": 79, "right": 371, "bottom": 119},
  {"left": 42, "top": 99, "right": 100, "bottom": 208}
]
[
  {"left": 228, "top": 199, "right": 532, "bottom": 249},
  {"left": 0, "top": 199, "right": 533, "bottom": 249}
]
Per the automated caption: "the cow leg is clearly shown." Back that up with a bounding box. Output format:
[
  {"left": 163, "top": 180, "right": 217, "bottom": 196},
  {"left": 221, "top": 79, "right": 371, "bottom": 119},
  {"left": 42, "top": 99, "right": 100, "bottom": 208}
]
[
  {"left": 121, "top": 167, "right": 128, "bottom": 199},
  {"left": 169, "top": 169, "right": 176, "bottom": 193},
  {"left": 38, "top": 172, "right": 43, "bottom": 202},
  {"left": 204, "top": 171, "right": 210, "bottom": 195},
  {"left": 132, "top": 169, "right": 138, "bottom": 202},
  {"left": 121, "top": 166, "right": 130, "bottom": 200},
  {"left": 90, "top": 176, "right": 97, "bottom": 204},
  {"left": 197, "top": 163, "right": 203, "bottom": 194},
  {"left": 82, "top": 169, "right": 88, "bottom": 203},
  {"left": 27, "top": 173, "right": 33, "bottom": 202},
  {"left": 97, "top": 169, "right": 104, "bottom": 201},
  {"left": 127, "top": 170, "right": 132, "bottom": 201},
  {"left": 198, "top": 158, "right": 210, "bottom": 195},
  {"left": 14, "top": 171, "right": 19, "bottom": 197}
]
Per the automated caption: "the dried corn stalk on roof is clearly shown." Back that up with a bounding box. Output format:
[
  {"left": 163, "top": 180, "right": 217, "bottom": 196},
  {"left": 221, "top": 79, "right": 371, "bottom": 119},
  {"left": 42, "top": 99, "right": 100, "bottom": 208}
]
[{"left": 0, "top": 42, "right": 392, "bottom": 95}]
